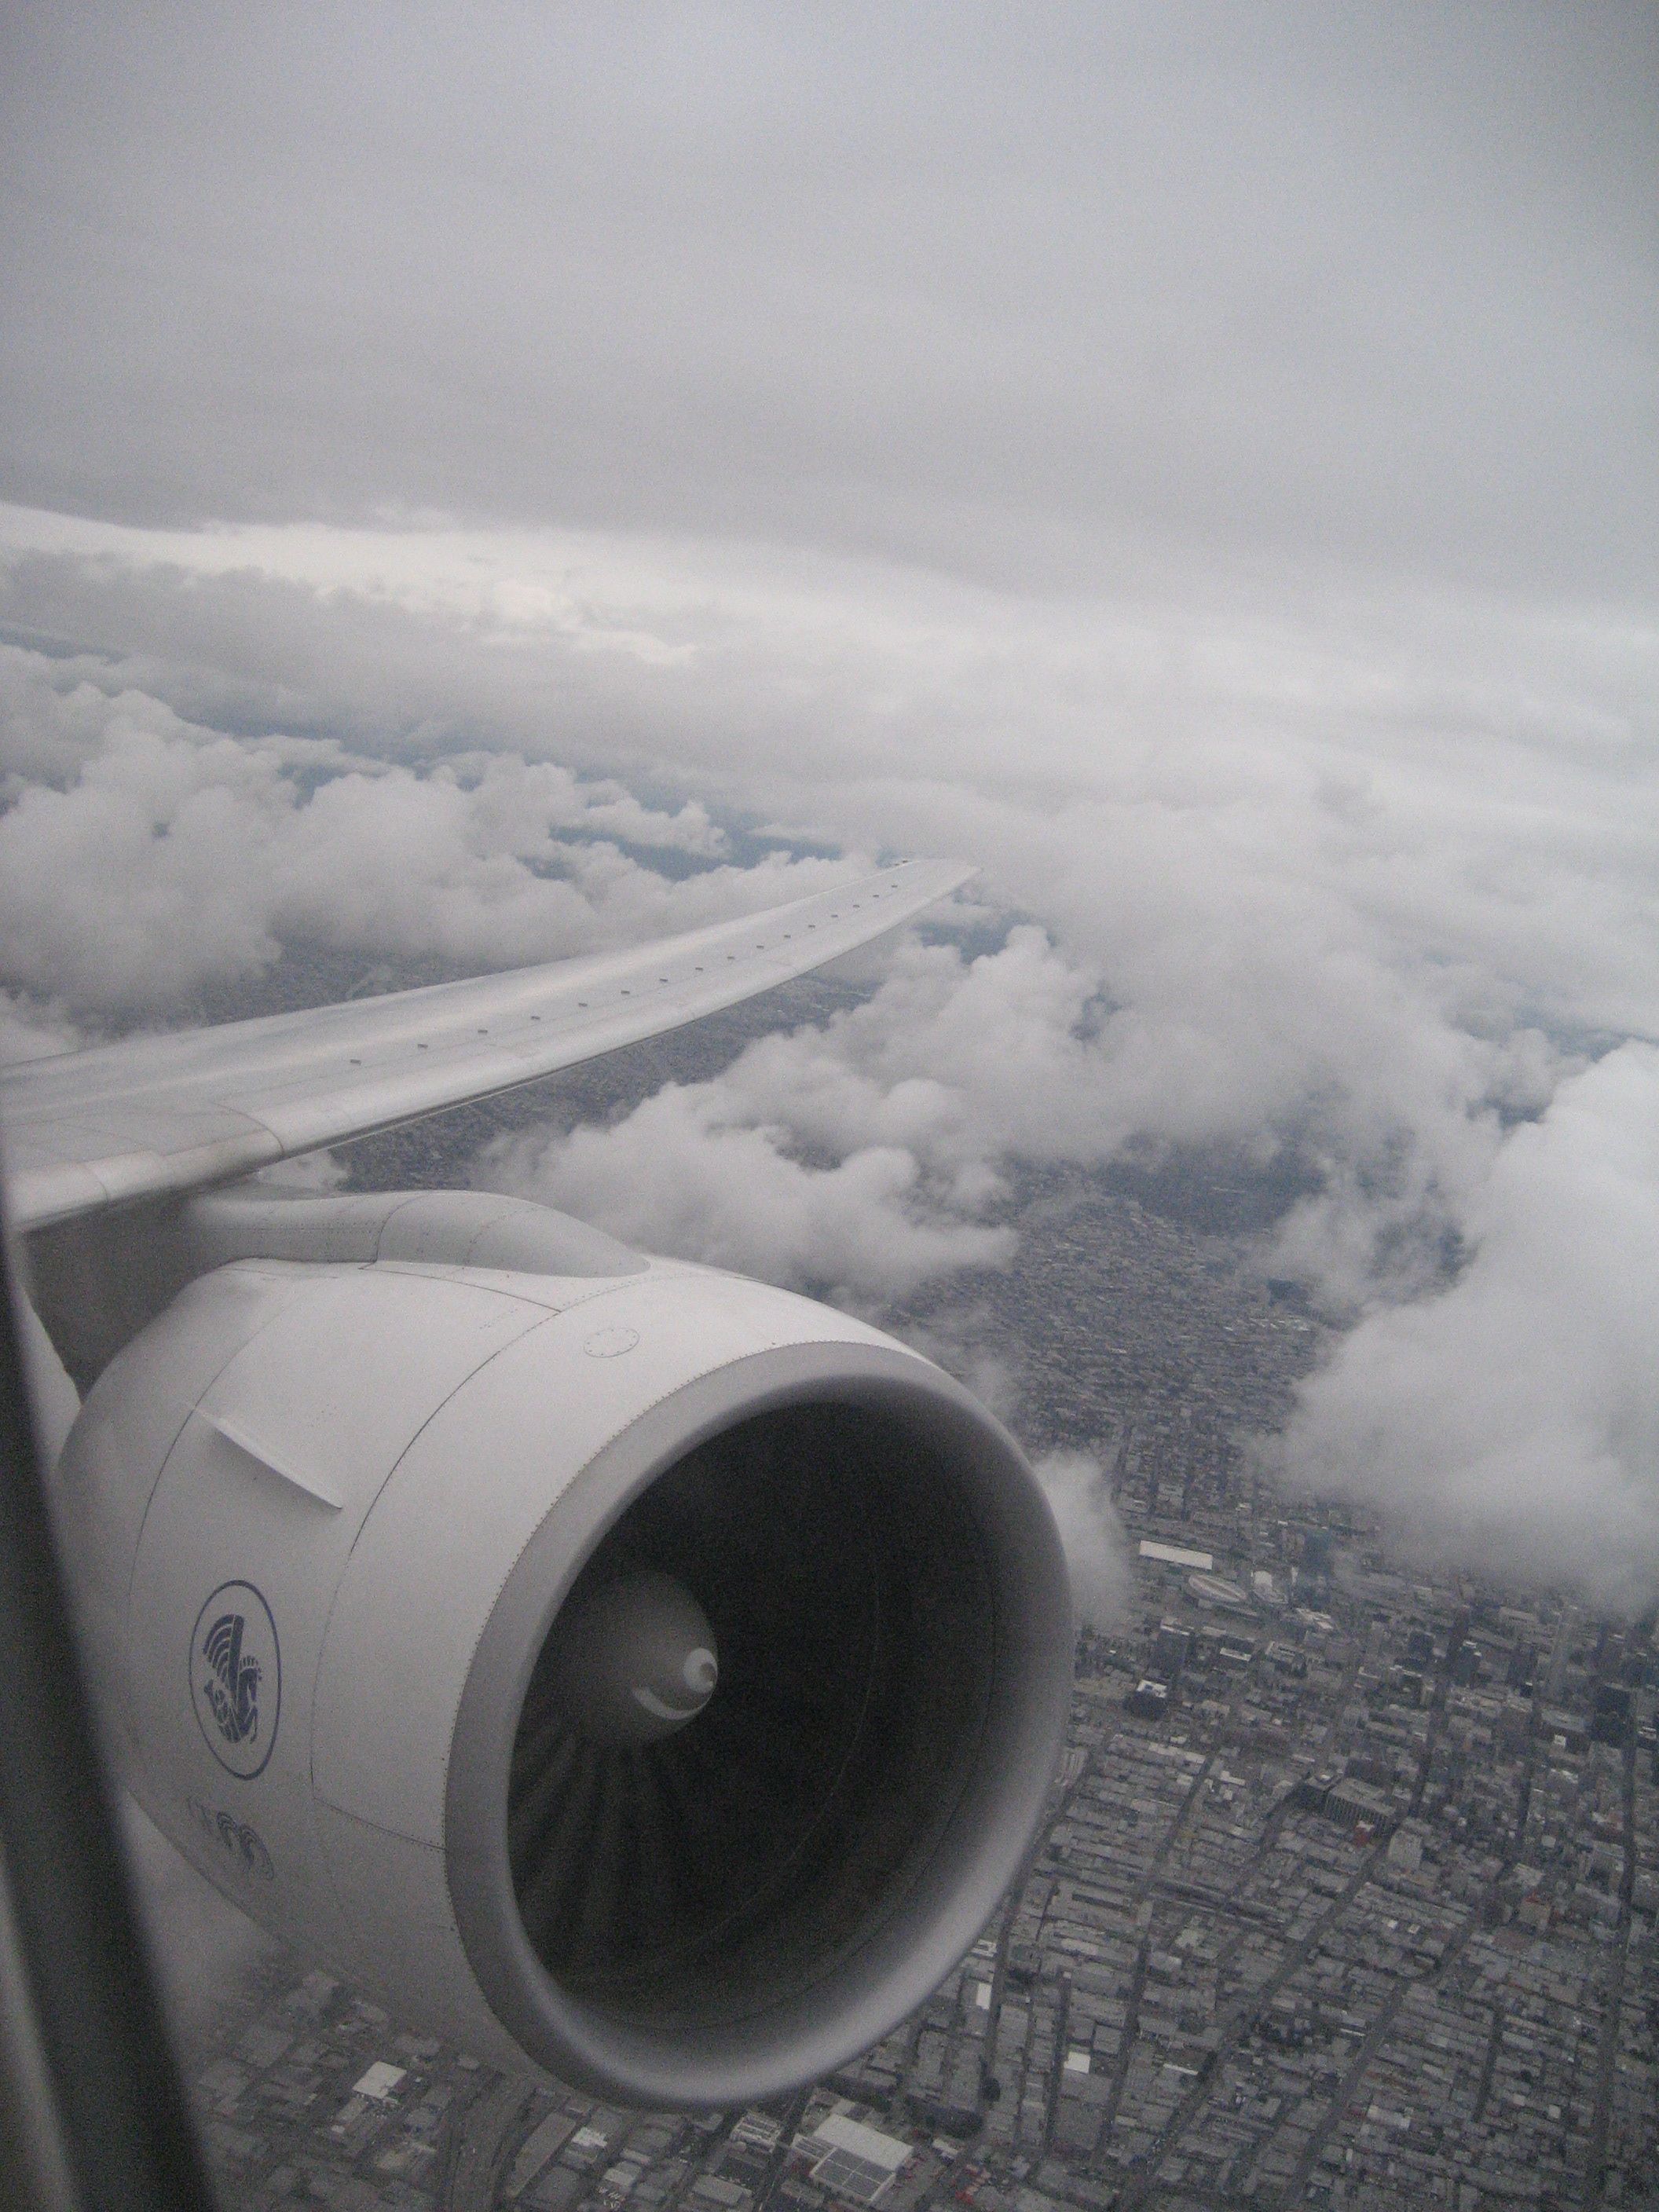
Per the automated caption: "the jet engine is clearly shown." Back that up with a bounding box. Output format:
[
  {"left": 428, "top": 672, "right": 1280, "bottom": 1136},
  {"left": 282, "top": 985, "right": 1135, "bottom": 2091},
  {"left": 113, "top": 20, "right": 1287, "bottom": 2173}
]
[{"left": 53, "top": 1200, "right": 1072, "bottom": 2108}]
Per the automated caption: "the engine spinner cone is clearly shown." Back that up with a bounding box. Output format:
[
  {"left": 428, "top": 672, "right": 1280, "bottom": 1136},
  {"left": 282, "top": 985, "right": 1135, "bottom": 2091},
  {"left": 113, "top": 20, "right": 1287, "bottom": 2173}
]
[{"left": 542, "top": 1568, "right": 719, "bottom": 1747}]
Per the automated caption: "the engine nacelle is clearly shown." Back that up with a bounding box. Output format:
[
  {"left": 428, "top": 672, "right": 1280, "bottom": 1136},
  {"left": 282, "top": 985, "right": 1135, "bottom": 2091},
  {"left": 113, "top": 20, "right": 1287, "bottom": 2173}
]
[{"left": 57, "top": 1245, "right": 1072, "bottom": 2108}]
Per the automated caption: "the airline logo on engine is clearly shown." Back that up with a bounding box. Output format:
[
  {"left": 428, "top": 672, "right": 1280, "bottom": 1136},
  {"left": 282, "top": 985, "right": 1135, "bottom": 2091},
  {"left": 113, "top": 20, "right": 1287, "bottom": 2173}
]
[{"left": 190, "top": 1580, "right": 280, "bottom": 1779}]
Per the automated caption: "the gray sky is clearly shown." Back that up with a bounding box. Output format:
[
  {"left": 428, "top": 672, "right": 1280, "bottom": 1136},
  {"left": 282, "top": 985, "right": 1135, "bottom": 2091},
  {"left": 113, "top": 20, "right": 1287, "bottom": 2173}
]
[
  {"left": 2, "top": 5, "right": 1659, "bottom": 1602},
  {"left": 2, "top": 3, "right": 1655, "bottom": 598}
]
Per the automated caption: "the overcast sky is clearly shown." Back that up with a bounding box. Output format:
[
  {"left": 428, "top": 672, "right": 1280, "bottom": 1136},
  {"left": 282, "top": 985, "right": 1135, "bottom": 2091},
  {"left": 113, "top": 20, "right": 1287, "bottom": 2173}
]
[
  {"left": 2, "top": 4, "right": 1658, "bottom": 1602},
  {"left": 4, "top": 4, "right": 1655, "bottom": 597}
]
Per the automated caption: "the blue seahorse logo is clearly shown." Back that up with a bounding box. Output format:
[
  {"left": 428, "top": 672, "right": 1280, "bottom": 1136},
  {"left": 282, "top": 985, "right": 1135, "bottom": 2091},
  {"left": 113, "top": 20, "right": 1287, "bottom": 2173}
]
[
  {"left": 200, "top": 1611, "right": 262, "bottom": 1746},
  {"left": 189, "top": 1581, "right": 280, "bottom": 1778}
]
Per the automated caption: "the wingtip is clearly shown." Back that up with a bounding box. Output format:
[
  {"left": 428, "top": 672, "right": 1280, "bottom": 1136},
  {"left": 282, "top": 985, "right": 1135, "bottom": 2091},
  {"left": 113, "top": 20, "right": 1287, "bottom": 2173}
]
[{"left": 893, "top": 855, "right": 978, "bottom": 899}]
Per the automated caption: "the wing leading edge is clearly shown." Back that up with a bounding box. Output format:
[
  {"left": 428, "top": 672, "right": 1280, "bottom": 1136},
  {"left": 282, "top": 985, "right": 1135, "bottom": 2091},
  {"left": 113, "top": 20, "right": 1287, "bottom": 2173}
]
[{"left": 2, "top": 859, "right": 972, "bottom": 1234}]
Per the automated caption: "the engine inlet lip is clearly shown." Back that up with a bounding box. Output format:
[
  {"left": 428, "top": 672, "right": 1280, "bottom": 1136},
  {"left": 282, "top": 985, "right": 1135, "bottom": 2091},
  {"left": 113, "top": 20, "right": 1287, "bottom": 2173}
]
[{"left": 445, "top": 1339, "right": 1073, "bottom": 2110}]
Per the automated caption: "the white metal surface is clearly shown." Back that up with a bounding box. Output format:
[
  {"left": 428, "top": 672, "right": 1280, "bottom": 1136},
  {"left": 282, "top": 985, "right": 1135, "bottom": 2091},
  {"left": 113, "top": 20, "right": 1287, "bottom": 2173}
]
[{"left": 2, "top": 859, "right": 971, "bottom": 1232}]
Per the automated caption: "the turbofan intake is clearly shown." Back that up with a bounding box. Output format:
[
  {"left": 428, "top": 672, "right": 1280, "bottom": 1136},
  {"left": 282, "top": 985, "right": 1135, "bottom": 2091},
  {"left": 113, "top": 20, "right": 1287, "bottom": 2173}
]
[{"left": 53, "top": 1202, "right": 1073, "bottom": 2108}]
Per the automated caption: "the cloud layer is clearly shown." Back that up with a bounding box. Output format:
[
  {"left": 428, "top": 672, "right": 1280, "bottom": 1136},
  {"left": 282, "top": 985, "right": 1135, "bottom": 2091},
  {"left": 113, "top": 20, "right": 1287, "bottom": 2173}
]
[
  {"left": 5, "top": 510, "right": 1658, "bottom": 1607},
  {"left": 5, "top": 500, "right": 1657, "bottom": 1609}
]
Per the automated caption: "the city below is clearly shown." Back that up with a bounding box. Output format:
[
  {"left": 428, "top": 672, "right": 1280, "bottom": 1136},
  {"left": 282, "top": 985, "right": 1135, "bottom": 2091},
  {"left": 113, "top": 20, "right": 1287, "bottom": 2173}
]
[{"left": 159, "top": 983, "right": 1657, "bottom": 2211}]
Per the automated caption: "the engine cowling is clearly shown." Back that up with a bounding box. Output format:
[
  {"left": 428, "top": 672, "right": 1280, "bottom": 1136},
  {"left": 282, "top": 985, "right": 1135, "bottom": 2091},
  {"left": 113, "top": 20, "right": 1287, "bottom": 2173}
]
[{"left": 56, "top": 1243, "right": 1072, "bottom": 2108}]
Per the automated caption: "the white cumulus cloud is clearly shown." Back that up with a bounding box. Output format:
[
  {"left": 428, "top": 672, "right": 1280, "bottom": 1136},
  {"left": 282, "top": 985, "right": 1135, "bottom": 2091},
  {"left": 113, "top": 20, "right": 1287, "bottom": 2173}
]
[
  {"left": 1031, "top": 1452, "right": 1133, "bottom": 1632},
  {"left": 1275, "top": 1043, "right": 1659, "bottom": 1610}
]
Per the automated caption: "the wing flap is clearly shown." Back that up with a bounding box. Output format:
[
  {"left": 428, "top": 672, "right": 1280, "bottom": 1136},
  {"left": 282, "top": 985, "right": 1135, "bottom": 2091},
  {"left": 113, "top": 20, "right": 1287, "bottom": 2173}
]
[{"left": 2, "top": 859, "right": 971, "bottom": 1232}]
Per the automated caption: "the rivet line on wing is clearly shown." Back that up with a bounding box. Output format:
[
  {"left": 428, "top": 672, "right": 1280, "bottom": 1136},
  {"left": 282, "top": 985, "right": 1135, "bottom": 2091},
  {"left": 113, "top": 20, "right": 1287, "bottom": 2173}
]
[{"left": 293, "top": 871, "right": 931, "bottom": 1075}]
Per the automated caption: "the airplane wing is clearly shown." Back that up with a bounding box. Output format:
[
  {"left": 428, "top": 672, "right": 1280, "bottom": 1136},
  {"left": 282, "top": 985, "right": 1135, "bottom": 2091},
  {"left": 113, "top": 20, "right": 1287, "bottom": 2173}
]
[{"left": 2, "top": 858, "right": 971, "bottom": 1233}]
